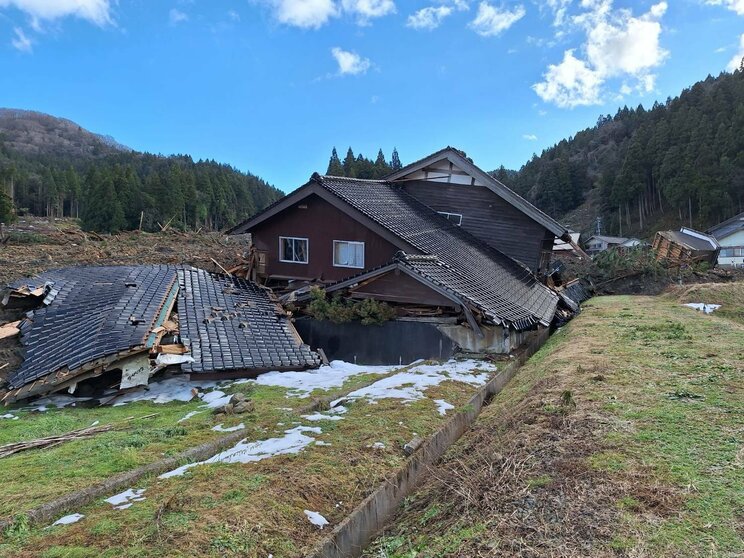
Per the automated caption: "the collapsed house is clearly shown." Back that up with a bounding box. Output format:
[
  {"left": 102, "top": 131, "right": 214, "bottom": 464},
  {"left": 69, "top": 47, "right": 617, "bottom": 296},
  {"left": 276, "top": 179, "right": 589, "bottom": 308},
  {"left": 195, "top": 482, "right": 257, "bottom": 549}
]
[
  {"left": 228, "top": 148, "right": 583, "bottom": 363},
  {"left": 0, "top": 265, "right": 321, "bottom": 404},
  {"left": 652, "top": 227, "right": 720, "bottom": 265}
]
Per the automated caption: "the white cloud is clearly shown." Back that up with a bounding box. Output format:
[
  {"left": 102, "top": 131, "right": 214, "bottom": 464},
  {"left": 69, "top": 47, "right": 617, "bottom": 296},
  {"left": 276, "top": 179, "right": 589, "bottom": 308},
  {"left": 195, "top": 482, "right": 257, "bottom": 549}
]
[
  {"left": 341, "top": 0, "right": 395, "bottom": 24},
  {"left": 270, "top": 0, "right": 338, "bottom": 29},
  {"left": 227, "top": 9, "right": 241, "bottom": 21},
  {"left": 0, "top": 0, "right": 113, "bottom": 28},
  {"left": 469, "top": 2, "right": 525, "bottom": 37},
  {"left": 705, "top": 0, "right": 744, "bottom": 15},
  {"left": 10, "top": 26, "right": 31, "bottom": 51},
  {"left": 727, "top": 33, "right": 744, "bottom": 71},
  {"left": 407, "top": 6, "right": 452, "bottom": 30},
  {"left": 543, "top": 0, "right": 571, "bottom": 26},
  {"left": 169, "top": 8, "right": 188, "bottom": 24},
  {"left": 523, "top": 133, "right": 538, "bottom": 140},
  {"left": 533, "top": 1, "right": 668, "bottom": 108},
  {"left": 331, "top": 47, "right": 371, "bottom": 75}
]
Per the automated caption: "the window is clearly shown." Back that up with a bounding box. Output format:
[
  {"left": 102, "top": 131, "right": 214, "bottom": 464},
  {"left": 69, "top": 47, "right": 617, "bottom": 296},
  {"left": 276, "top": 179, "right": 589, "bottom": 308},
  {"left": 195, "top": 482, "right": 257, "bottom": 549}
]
[
  {"left": 279, "top": 237, "right": 308, "bottom": 264},
  {"left": 333, "top": 241, "right": 365, "bottom": 268},
  {"left": 438, "top": 211, "right": 463, "bottom": 226},
  {"left": 721, "top": 247, "right": 734, "bottom": 258},
  {"left": 721, "top": 247, "right": 744, "bottom": 258}
]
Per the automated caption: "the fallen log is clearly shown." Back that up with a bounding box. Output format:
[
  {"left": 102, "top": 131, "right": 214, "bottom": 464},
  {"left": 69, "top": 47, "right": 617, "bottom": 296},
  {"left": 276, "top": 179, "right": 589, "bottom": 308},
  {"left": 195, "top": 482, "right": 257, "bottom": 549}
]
[{"left": 0, "top": 424, "right": 113, "bottom": 459}]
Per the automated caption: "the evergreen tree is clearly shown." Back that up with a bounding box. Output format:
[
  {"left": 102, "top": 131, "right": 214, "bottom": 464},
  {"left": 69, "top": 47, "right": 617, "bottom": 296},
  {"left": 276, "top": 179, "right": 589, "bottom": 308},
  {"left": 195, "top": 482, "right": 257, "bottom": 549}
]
[
  {"left": 342, "top": 147, "right": 356, "bottom": 177},
  {"left": 391, "top": 148, "right": 402, "bottom": 171},
  {"left": 327, "top": 147, "right": 344, "bottom": 176}
]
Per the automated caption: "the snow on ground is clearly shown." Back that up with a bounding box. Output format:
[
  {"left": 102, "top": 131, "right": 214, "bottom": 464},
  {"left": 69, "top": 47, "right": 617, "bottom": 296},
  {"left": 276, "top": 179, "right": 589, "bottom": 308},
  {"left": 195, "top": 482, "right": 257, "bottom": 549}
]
[
  {"left": 339, "top": 359, "right": 494, "bottom": 405},
  {"left": 105, "top": 488, "right": 147, "bottom": 510},
  {"left": 302, "top": 412, "right": 343, "bottom": 422},
  {"left": 0, "top": 413, "right": 19, "bottom": 420},
  {"left": 177, "top": 410, "right": 202, "bottom": 423},
  {"left": 433, "top": 399, "right": 455, "bottom": 416},
  {"left": 112, "top": 377, "right": 221, "bottom": 406},
  {"left": 251, "top": 361, "right": 403, "bottom": 397},
  {"left": 158, "top": 426, "right": 323, "bottom": 479},
  {"left": 212, "top": 423, "right": 245, "bottom": 432},
  {"left": 52, "top": 513, "right": 84, "bottom": 526},
  {"left": 304, "top": 510, "right": 329, "bottom": 529},
  {"left": 683, "top": 303, "right": 721, "bottom": 314}
]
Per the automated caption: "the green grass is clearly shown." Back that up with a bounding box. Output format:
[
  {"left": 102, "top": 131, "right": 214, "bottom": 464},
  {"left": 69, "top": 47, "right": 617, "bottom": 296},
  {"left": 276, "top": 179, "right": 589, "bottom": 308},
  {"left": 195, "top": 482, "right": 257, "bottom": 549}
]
[
  {"left": 364, "top": 286, "right": 744, "bottom": 558},
  {"left": 0, "top": 362, "right": 492, "bottom": 557}
]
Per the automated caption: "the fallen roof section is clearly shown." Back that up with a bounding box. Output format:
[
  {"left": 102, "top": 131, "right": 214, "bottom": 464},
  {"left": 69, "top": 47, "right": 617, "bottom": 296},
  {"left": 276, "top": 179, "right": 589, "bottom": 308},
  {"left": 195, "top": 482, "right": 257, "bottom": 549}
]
[
  {"left": 1, "top": 265, "right": 321, "bottom": 403},
  {"left": 177, "top": 267, "right": 322, "bottom": 377}
]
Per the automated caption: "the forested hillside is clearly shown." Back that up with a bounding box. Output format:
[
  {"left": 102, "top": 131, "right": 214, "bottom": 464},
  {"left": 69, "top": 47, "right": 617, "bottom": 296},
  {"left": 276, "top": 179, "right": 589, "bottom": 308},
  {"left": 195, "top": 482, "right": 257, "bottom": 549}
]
[
  {"left": 508, "top": 69, "right": 744, "bottom": 236},
  {"left": 0, "top": 110, "right": 282, "bottom": 233},
  {"left": 325, "top": 146, "right": 402, "bottom": 179}
]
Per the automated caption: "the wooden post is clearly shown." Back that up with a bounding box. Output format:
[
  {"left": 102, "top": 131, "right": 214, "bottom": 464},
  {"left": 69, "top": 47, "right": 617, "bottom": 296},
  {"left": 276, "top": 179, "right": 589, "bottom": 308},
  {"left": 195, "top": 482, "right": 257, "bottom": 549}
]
[{"left": 138, "top": 211, "right": 144, "bottom": 231}]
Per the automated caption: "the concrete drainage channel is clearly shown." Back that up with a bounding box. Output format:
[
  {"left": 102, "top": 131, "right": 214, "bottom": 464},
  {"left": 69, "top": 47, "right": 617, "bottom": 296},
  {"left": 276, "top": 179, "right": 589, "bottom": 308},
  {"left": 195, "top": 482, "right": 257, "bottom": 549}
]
[{"left": 306, "top": 329, "right": 548, "bottom": 558}]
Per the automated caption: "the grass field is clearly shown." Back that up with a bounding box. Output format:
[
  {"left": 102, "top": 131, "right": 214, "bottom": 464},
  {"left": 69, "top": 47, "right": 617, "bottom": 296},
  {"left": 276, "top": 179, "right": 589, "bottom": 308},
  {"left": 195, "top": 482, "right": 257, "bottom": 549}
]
[
  {"left": 365, "top": 285, "right": 744, "bottom": 557},
  {"left": 0, "top": 360, "right": 494, "bottom": 557}
]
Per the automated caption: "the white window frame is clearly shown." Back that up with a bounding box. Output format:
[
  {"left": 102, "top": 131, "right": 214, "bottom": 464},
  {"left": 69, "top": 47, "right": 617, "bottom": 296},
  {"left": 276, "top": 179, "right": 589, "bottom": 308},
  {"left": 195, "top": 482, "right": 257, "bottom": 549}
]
[
  {"left": 279, "top": 236, "right": 309, "bottom": 264},
  {"left": 332, "top": 240, "right": 365, "bottom": 269},
  {"left": 438, "top": 211, "right": 463, "bottom": 226}
]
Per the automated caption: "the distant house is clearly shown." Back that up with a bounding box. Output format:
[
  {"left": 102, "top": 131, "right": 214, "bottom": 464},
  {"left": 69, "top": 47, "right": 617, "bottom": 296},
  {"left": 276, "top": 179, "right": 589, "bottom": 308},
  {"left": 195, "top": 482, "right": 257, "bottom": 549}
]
[
  {"left": 553, "top": 231, "right": 581, "bottom": 253},
  {"left": 228, "top": 148, "right": 572, "bottom": 358},
  {"left": 653, "top": 227, "right": 720, "bottom": 265},
  {"left": 708, "top": 212, "right": 744, "bottom": 268},
  {"left": 584, "top": 235, "right": 629, "bottom": 255}
]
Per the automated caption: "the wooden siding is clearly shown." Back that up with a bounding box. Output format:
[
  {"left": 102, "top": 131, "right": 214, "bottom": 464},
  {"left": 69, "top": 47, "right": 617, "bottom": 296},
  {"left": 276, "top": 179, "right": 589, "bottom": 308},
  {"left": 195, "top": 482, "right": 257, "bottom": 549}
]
[
  {"left": 348, "top": 270, "right": 459, "bottom": 307},
  {"left": 250, "top": 194, "right": 399, "bottom": 282},
  {"left": 401, "top": 179, "right": 553, "bottom": 272}
]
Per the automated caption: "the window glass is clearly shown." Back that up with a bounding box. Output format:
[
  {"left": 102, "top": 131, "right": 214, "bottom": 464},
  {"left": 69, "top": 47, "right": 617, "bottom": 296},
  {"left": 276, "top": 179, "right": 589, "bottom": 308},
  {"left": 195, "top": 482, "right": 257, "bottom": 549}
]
[
  {"left": 438, "top": 211, "right": 463, "bottom": 226},
  {"left": 279, "top": 237, "right": 308, "bottom": 263},
  {"left": 333, "top": 241, "right": 364, "bottom": 268},
  {"left": 721, "top": 247, "right": 734, "bottom": 257}
]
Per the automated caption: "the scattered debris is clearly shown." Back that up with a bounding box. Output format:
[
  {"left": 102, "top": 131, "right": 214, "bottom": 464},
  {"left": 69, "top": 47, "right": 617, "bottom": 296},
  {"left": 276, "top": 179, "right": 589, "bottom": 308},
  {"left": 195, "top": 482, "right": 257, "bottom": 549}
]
[
  {"left": 369, "top": 442, "right": 386, "bottom": 449},
  {"left": 403, "top": 436, "right": 424, "bottom": 456},
  {"left": 304, "top": 510, "right": 329, "bottom": 530},
  {"left": 105, "top": 488, "right": 147, "bottom": 510},
  {"left": 0, "top": 320, "right": 21, "bottom": 341},
  {"left": 158, "top": 426, "right": 323, "bottom": 479},
  {"left": 0, "top": 423, "right": 113, "bottom": 459},
  {"left": 51, "top": 513, "right": 84, "bottom": 526}
]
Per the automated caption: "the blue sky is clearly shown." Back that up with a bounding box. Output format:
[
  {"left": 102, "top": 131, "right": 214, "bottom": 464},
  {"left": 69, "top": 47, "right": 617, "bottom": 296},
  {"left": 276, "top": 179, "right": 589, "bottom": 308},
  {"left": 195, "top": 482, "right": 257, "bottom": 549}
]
[{"left": 0, "top": 0, "right": 742, "bottom": 191}]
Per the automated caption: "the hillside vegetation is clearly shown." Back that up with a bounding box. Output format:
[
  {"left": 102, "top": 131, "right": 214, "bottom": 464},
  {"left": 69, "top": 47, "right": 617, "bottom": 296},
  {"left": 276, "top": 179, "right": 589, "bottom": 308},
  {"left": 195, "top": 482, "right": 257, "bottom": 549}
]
[
  {"left": 0, "top": 109, "right": 282, "bottom": 233},
  {"left": 367, "top": 287, "right": 744, "bottom": 557},
  {"left": 508, "top": 70, "right": 744, "bottom": 237}
]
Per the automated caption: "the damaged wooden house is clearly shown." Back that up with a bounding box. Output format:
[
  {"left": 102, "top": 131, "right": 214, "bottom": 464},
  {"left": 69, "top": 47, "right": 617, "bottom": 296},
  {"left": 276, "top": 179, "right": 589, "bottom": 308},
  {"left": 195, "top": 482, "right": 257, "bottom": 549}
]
[
  {"left": 653, "top": 227, "right": 720, "bottom": 266},
  {"left": 0, "top": 265, "right": 321, "bottom": 404},
  {"left": 229, "top": 147, "right": 577, "bottom": 364}
]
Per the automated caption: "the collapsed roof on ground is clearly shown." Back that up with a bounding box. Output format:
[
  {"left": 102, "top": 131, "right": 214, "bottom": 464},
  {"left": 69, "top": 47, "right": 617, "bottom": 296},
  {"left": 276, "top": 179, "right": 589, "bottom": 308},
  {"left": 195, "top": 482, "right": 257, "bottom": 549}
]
[{"left": 0, "top": 265, "right": 321, "bottom": 404}]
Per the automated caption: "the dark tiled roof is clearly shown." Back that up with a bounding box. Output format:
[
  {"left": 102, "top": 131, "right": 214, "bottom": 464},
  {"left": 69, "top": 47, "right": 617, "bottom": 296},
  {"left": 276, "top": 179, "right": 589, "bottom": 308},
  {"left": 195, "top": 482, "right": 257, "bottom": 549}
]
[
  {"left": 177, "top": 267, "right": 321, "bottom": 373},
  {"left": 314, "top": 175, "right": 558, "bottom": 328},
  {"left": 7, "top": 265, "right": 177, "bottom": 389},
  {"left": 707, "top": 212, "right": 744, "bottom": 240}
]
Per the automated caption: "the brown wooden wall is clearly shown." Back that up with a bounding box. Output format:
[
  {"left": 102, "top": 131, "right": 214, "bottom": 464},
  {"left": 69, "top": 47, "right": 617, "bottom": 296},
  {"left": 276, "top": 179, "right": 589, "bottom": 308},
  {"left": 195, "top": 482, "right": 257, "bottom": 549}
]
[
  {"left": 349, "top": 270, "right": 459, "bottom": 307},
  {"left": 401, "top": 180, "right": 554, "bottom": 272},
  {"left": 250, "top": 194, "right": 399, "bottom": 282}
]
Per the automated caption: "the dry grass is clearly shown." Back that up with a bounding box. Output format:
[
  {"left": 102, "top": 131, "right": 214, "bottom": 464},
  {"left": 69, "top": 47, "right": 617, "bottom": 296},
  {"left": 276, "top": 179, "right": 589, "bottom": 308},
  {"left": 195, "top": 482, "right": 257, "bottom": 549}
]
[{"left": 366, "top": 292, "right": 744, "bottom": 558}]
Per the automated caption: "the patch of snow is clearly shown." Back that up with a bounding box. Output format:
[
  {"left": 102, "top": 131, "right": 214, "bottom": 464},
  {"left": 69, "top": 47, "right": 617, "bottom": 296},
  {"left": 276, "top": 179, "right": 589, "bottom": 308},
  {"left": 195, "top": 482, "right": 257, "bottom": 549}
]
[
  {"left": 52, "top": 513, "right": 84, "bottom": 526},
  {"left": 212, "top": 423, "right": 245, "bottom": 432},
  {"left": 0, "top": 413, "right": 19, "bottom": 420},
  {"left": 301, "top": 412, "right": 343, "bottom": 422},
  {"left": 683, "top": 303, "right": 721, "bottom": 314},
  {"left": 159, "top": 426, "right": 322, "bottom": 479},
  {"left": 252, "top": 361, "right": 400, "bottom": 397},
  {"left": 304, "top": 510, "right": 329, "bottom": 529},
  {"left": 369, "top": 442, "right": 385, "bottom": 449},
  {"left": 105, "top": 488, "right": 147, "bottom": 510},
  {"left": 344, "top": 360, "right": 493, "bottom": 404},
  {"left": 90, "top": 420, "right": 100, "bottom": 427},
  {"left": 314, "top": 441, "right": 331, "bottom": 446},
  {"left": 433, "top": 399, "right": 455, "bottom": 416},
  {"left": 199, "top": 390, "right": 231, "bottom": 409},
  {"left": 112, "top": 377, "right": 220, "bottom": 406},
  {"left": 177, "top": 410, "right": 202, "bottom": 423},
  {"left": 27, "top": 394, "right": 91, "bottom": 411}
]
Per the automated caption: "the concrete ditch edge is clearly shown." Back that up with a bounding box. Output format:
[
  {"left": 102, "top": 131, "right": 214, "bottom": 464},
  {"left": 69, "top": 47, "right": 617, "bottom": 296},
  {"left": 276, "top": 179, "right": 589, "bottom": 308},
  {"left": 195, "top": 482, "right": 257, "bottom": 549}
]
[{"left": 306, "top": 328, "right": 549, "bottom": 558}]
